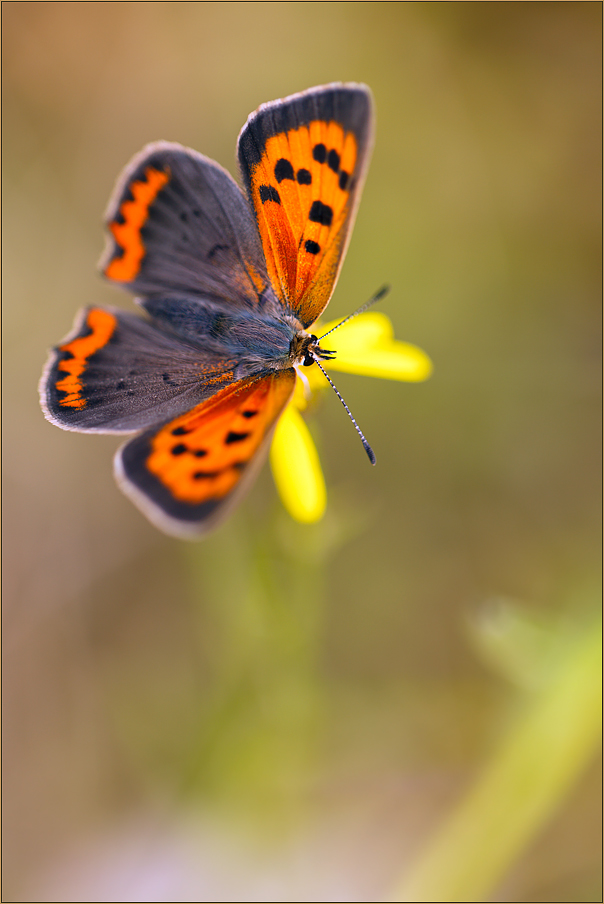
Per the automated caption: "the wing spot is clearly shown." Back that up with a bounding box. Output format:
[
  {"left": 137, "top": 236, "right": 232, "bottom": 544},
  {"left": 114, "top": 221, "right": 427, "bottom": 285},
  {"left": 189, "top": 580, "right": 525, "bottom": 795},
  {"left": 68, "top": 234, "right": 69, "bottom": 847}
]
[
  {"left": 312, "top": 143, "right": 327, "bottom": 163},
  {"left": 193, "top": 449, "right": 208, "bottom": 457},
  {"left": 339, "top": 170, "right": 350, "bottom": 190},
  {"left": 241, "top": 409, "right": 258, "bottom": 418},
  {"left": 274, "top": 158, "right": 295, "bottom": 182},
  {"left": 171, "top": 443, "right": 187, "bottom": 456},
  {"left": 171, "top": 426, "right": 191, "bottom": 436},
  {"left": 327, "top": 149, "right": 340, "bottom": 173},
  {"left": 305, "top": 240, "right": 320, "bottom": 255},
  {"left": 225, "top": 430, "right": 250, "bottom": 444},
  {"left": 259, "top": 184, "right": 281, "bottom": 204},
  {"left": 208, "top": 242, "right": 229, "bottom": 258},
  {"left": 309, "top": 200, "right": 333, "bottom": 226},
  {"left": 193, "top": 470, "right": 220, "bottom": 480},
  {"left": 296, "top": 168, "right": 312, "bottom": 185}
]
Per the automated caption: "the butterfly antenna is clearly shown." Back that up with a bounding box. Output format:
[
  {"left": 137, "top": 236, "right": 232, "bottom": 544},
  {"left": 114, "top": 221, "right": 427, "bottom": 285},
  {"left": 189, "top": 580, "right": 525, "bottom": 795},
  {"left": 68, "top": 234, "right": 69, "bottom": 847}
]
[
  {"left": 312, "top": 358, "right": 376, "bottom": 465},
  {"left": 317, "top": 284, "right": 390, "bottom": 341}
]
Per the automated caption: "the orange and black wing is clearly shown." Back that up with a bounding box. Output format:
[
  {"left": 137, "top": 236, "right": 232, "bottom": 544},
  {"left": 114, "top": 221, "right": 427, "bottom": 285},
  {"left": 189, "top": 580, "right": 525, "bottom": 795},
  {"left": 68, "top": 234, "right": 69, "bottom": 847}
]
[
  {"left": 237, "top": 83, "right": 373, "bottom": 328},
  {"left": 115, "top": 370, "right": 296, "bottom": 537},
  {"left": 40, "top": 306, "right": 240, "bottom": 434},
  {"left": 100, "top": 141, "right": 276, "bottom": 311}
]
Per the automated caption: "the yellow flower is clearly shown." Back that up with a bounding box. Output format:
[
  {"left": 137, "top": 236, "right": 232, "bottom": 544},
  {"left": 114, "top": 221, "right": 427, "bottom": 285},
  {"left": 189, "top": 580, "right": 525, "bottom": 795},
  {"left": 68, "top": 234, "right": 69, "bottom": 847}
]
[{"left": 270, "top": 311, "right": 432, "bottom": 523}]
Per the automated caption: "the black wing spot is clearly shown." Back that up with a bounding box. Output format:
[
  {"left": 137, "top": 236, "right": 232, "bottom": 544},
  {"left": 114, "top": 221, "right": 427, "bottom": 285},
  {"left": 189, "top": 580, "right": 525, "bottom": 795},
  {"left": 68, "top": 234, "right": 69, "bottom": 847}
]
[
  {"left": 193, "top": 449, "right": 208, "bottom": 457},
  {"left": 309, "top": 200, "right": 333, "bottom": 226},
  {"left": 296, "top": 168, "right": 312, "bottom": 185},
  {"left": 171, "top": 443, "right": 187, "bottom": 456},
  {"left": 274, "top": 158, "right": 295, "bottom": 182},
  {"left": 339, "top": 170, "right": 350, "bottom": 191},
  {"left": 305, "top": 240, "right": 320, "bottom": 255},
  {"left": 241, "top": 409, "right": 258, "bottom": 419},
  {"left": 171, "top": 425, "right": 191, "bottom": 436},
  {"left": 193, "top": 470, "right": 221, "bottom": 480},
  {"left": 327, "top": 149, "right": 340, "bottom": 173},
  {"left": 259, "top": 184, "right": 281, "bottom": 204},
  {"left": 225, "top": 431, "right": 250, "bottom": 444},
  {"left": 313, "top": 143, "right": 327, "bottom": 163},
  {"left": 208, "top": 243, "right": 229, "bottom": 259}
]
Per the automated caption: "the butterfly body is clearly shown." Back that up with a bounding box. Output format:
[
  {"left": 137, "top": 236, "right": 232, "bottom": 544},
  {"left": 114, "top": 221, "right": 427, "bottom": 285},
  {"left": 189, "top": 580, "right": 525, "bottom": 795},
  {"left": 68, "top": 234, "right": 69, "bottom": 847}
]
[
  {"left": 40, "top": 84, "right": 374, "bottom": 536},
  {"left": 140, "top": 294, "right": 320, "bottom": 377}
]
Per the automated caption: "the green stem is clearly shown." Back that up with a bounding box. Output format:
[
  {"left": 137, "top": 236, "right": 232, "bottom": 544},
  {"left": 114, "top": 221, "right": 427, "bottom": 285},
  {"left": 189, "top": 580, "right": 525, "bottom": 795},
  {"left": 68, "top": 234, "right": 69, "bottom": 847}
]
[
  {"left": 391, "top": 617, "right": 601, "bottom": 902},
  {"left": 181, "top": 512, "right": 327, "bottom": 824}
]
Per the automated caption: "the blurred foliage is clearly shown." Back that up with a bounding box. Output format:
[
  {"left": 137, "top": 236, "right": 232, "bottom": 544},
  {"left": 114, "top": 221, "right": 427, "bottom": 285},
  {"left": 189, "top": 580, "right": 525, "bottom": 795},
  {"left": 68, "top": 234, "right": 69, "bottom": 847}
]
[
  {"left": 394, "top": 608, "right": 601, "bottom": 902},
  {"left": 3, "top": 2, "right": 601, "bottom": 901}
]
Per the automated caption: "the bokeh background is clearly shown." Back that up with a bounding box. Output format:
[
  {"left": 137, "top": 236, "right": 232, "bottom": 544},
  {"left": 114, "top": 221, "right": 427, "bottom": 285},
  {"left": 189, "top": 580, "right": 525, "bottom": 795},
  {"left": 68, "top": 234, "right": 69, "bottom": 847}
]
[{"left": 3, "top": 3, "right": 601, "bottom": 901}]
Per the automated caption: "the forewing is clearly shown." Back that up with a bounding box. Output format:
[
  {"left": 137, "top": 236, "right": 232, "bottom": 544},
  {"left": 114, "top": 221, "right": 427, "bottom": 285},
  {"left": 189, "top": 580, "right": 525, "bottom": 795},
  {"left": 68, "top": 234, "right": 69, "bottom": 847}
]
[
  {"left": 237, "top": 83, "right": 373, "bottom": 328},
  {"left": 100, "top": 141, "right": 277, "bottom": 310},
  {"left": 115, "top": 370, "right": 296, "bottom": 537},
  {"left": 40, "top": 307, "right": 239, "bottom": 433}
]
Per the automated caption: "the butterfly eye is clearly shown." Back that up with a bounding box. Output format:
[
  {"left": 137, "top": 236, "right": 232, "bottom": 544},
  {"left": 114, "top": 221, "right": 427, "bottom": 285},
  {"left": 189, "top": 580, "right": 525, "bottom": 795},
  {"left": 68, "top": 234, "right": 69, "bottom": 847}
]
[{"left": 302, "top": 352, "right": 315, "bottom": 367}]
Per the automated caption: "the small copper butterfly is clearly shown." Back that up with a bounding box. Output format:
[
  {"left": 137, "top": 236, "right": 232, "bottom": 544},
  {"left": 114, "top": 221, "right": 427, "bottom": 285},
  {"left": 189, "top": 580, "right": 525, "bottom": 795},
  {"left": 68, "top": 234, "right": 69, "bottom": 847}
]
[{"left": 40, "top": 84, "right": 374, "bottom": 537}]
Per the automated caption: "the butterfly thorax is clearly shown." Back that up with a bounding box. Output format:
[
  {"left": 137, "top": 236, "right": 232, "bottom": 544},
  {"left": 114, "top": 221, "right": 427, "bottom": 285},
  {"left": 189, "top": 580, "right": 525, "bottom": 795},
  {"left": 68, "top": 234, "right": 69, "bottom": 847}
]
[{"left": 141, "top": 296, "right": 331, "bottom": 377}]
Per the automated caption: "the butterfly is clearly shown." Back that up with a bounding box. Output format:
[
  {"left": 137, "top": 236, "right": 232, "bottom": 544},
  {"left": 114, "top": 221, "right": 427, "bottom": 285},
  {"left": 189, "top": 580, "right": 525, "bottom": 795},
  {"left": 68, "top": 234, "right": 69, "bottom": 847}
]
[{"left": 40, "top": 83, "right": 374, "bottom": 538}]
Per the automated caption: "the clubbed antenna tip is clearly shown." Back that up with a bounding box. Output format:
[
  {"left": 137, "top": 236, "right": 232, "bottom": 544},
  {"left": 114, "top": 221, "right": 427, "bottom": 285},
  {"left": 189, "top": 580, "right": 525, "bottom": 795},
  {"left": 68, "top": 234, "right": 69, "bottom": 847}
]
[{"left": 313, "top": 359, "right": 376, "bottom": 466}]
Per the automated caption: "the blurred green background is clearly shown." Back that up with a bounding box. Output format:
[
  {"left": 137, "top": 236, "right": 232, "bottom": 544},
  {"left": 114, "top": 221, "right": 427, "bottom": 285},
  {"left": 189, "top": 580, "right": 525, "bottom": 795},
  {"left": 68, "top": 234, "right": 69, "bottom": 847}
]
[{"left": 3, "top": 3, "right": 601, "bottom": 901}]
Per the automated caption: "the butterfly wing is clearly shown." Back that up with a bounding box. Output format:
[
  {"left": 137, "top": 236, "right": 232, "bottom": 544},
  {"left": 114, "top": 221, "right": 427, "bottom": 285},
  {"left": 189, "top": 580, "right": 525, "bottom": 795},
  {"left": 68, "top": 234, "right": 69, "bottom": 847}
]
[
  {"left": 40, "top": 306, "right": 239, "bottom": 433},
  {"left": 115, "top": 369, "right": 296, "bottom": 537},
  {"left": 100, "top": 141, "right": 279, "bottom": 312},
  {"left": 237, "top": 83, "right": 374, "bottom": 328}
]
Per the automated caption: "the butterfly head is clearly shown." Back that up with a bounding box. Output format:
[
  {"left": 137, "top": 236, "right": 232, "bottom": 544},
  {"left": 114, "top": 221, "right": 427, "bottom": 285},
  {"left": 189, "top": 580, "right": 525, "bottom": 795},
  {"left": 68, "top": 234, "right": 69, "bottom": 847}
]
[{"left": 291, "top": 331, "right": 336, "bottom": 369}]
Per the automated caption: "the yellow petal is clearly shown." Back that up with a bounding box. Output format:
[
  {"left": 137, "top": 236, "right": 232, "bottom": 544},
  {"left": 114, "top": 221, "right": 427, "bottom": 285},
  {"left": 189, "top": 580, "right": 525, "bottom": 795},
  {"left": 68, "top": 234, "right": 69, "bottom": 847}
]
[
  {"left": 319, "top": 311, "right": 433, "bottom": 382},
  {"left": 270, "top": 403, "right": 326, "bottom": 523}
]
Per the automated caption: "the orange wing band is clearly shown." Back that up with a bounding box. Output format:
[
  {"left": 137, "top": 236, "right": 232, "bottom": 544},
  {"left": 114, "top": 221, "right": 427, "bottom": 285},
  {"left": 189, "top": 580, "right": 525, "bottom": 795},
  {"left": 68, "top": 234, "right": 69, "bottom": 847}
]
[
  {"left": 105, "top": 167, "right": 169, "bottom": 282},
  {"left": 56, "top": 308, "right": 117, "bottom": 409}
]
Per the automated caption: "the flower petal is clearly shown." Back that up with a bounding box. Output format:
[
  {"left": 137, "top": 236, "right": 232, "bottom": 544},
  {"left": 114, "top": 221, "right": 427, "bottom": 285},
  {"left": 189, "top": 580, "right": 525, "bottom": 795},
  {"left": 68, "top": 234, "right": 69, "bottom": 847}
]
[
  {"left": 270, "top": 403, "right": 326, "bottom": 523},
  {"left": 319, "top": 312, "right": 433, "bottom": 382}
]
